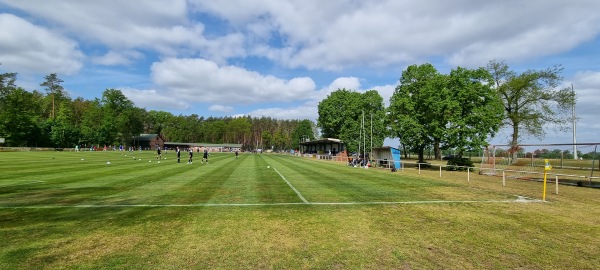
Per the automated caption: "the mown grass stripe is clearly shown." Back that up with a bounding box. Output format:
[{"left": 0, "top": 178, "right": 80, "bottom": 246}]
[
  {"left": 264, "top": 154, "right": 420, "bottom": 202},
  {"left": 272, "top": 166, "right": 309, "bottom": 203},
  {"left": 0, "top": 197, "right": 541, "bottom": 209}
]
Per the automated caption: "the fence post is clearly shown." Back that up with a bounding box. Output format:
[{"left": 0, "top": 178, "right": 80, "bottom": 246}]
[
  {"left": 555, "top": 175, "right": 559, "bottom": 195},
  {"left": 439, "top": 165, "right": 442, "bottom": 177},
  {"left": 467, "top": 167, "right": 470, "bottom": 182},
  {"left": 502, "top": 170, "right": 506, "bottom": 187},
  {"left": 418, "top": 163, "right": 421, "bottom": 175}
]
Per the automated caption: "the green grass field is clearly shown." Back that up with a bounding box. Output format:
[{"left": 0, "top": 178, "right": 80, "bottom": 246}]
[{"left": 1, "top": 150, "right": 599, "bottom": 269}]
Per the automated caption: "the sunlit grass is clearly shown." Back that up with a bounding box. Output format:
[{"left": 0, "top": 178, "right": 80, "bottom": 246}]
[{"left": 0, "top": 151, "right": 598, "bottom": 269}]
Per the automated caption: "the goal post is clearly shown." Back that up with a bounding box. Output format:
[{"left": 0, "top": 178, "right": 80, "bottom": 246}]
[{"left": 479, "top": 143, "right": 600, "bottom": 188}]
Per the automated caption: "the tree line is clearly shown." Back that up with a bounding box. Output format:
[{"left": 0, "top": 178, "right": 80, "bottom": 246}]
[
  {"left": 1, "top": 59, "right": 574, "bottom": 159},
  {"left": 318, "top": 60, "right": 574, "bottom": 162},
  {"left": 0, "top": 71, "right": 316, "bottom": 150}
]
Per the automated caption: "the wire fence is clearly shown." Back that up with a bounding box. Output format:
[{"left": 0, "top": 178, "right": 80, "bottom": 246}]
[{"left": 293, "top": 152, "right": 600, "bottom": 190}]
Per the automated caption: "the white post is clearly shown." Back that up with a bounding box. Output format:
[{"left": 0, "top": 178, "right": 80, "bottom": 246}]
[
  {"left": 418, "top": 163, "right": 421, "bottom": 175},
  {"left": 502, "top": 170, "right": 506, "bottom": 187},
  {"left": 439, "top": 165, "right": 442, "bottom": 177},
  {"left": 555, "top": 175, "right": 559, "bottom": 195},
  {"left": 467, "top": 167, "right": 470, "bottom": 182}
]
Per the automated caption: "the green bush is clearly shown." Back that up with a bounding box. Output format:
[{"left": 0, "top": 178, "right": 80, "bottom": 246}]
[{"left": 446, "top": 157, "right": 473, "bottom": 171}]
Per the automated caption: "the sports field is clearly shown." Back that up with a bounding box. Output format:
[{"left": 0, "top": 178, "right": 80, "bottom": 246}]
[{"left": 1, "top": 150, "right": 599, "bottom": 269}]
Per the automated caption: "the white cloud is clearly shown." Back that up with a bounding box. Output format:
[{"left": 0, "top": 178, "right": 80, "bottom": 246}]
[
  {"left": 92, "top": 50, "right": 144, "bottom": 66},
  {"left": 118, "top": 57, "right": 320, "bottom": 113},
  {"left": 572, "top": 70, "right": 600, "bottom": 88},
  {"left": 5, "top": 0, "right": 600, "bottom": 72},
  {"left": 191, "top": 0, "right": 600, "bottom": 70},
  {"left": 371, "top": 84, "right": 397, "bottom": 106},
  {"left": 1, "top": 0, "right": 246, "bottom": 64},
  {"left": 150, "top": 58, "right": 316, "bottom": 104},
  {"left": 209, "top": 105, "right": 233, "bottom": 113},
  {"left": 246, "top": 106, "right": 318, "bottom": 121},
  {"left": 120, "top": 87, "right": 189, "bottom": 110},
  {"left": 244, "top": 77, "right": 395, "bottom": 121},
  {"left": 0, "top": 13, "right": 83, "bottom": 75},
  {"left": 570, "top": 71, "right": 600, "bottom": 134},
  {"left": 308, "top": 77, "right": 362, "bottom": 108}
]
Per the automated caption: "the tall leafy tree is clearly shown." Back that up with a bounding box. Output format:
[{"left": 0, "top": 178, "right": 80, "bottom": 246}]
[
  {"left": 0, "top": 88, "right": 41, "bottom": 146},
  {"left": 205, "top": 117, "right": 225, "bottom": 143},
  {"left": 50, "top": 103, "right": 80, "bottom": 147},
  {"left": 444, "top": 67, "right": 504, "bottom": 156},
  {"left": 80, "top": 99, "right": 107, "bottom": 146},
  {"left": 318, "top": 88, "right": 386, "bottom": 154},
  {"left": 101, "top": 89, "right": 140, "bottom": 144},
  {"left": 261, "top": 130, "right": 273, "bottom": 150},
  {"left": 273, "top": 129, "right": 286, "bottom": 150},
  {"left": 40, "top": 73, "right": 68, "bottom": 119},
  {"left": 71, "top": 97, "right": 92, "bottom": 128},
  {"left": 122, "top": 107, "right": 145, "bottom": 146},
  {"left": 0, "top": 72, "right": 17, "bottom": 91},
  {"left": 388, "top": 63, "right": 447, "bottom": 163},
  {"left": 145, "top": 110, "right": 174, "bottom": 136},
  {"left": 487, "top": 60, "right": 574, "bottom": 161},
  {"left": 0, "top": 72, "right": 18, "bottom": 135},
  {"left": 318, "top": 88, "right": 361, "bottom": 139},
  {"left": 226, "top": 117, "right": 251, "bottom": 145},
  {"left": 291, "top": 119, "right": 315, "bottom": 149}
]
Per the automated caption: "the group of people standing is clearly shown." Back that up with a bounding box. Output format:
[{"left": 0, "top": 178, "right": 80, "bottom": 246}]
[
  {"left": 170, "top": 147, "right": 210, "bottom": 164},
  {"left": 156, "top": 146, "right": 240, "bottom": 164}
]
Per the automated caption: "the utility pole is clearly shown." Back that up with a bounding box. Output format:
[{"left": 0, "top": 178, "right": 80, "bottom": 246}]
[{"left": 572, "top": 84, "right": 578, "bottom": 160}]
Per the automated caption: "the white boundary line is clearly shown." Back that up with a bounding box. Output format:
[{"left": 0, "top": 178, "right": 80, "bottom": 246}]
[
  {"left": 272, "top": 166, "right": 309, "bottom": 203},
  {"left": 0, "top": 198, "right": 543, "bottom": 209}
]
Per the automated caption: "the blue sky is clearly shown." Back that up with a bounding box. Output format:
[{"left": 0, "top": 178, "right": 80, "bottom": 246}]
[{"left": 1, "top": 0, "right": 599, "bottom": 149}]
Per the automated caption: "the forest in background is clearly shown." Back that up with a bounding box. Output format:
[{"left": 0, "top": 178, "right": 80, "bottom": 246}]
[{"left": 0, "top": 72, "right": 316, "bottom": 151}]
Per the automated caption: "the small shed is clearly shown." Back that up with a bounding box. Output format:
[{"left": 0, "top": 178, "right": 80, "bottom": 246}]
[
  {"left": 133, "top": 134, "right": 165, "bottom": 149},
  {"left": 372, "top": 146, "right": 402, "bottom": 169}
]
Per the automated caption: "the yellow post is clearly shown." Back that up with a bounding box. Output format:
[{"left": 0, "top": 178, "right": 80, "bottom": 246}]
[{"left": 542, "top": 159, "right": 552, "bottom": 201}]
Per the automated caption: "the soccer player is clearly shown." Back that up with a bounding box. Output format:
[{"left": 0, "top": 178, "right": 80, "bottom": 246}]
[
  {"left": 188, "top": 148, "right": 193, "bottom": 164},
  {"left": 176, "top": 147, "right": 181, "bottom": 163},
  {"left": 202, "top": 149, "right": 209, "bottom": 164},
  {"left": 235, "top": 150, "right": 238, "bottom": 159},
  {"left": 156, "top": 147, "right": 162, "bottom": 160}
]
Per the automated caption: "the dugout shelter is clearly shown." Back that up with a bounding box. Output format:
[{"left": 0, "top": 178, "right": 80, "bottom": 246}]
[
  {"left": 372, "top": 146, "right": 402, "bottom": 169},
  {"left": 299, "top": 138, "right": 345, "bottom": 156}
]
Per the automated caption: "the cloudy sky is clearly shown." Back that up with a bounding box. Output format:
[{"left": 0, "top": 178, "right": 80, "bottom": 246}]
[{"left": 1, "top": 0, "right": 599, "bottom": 148}]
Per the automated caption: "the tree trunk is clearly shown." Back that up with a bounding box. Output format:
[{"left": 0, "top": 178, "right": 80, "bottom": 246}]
[
  {"left": 434, "top": 139, "right": 441, "bottom": 160},
  {"left": 51, "top": 93, "right": 55, "bottom": 119},
  {"left": 510, "top": 125, "right": 519, "bottom": 164},
  {"left": 418, "top": 144, "right": 425, "bottom": 163}
]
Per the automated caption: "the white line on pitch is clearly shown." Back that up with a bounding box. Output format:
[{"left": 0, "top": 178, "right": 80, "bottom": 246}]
[
  {"left": 0, "top": 198, "right": 543, "bottom": 209},
  {"left": 272, "top": 166, "right": 309, "bottom": 203}
]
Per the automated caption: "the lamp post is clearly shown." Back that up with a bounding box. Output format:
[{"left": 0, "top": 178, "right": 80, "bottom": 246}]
[{"left": 572, "top": 84, "right": 578, "bottom": 160}]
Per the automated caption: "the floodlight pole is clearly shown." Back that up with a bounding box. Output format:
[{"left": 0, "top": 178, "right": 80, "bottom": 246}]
[
  {"left": 572, "top": 84, "right": 578, "bottom": 160},
  {"left": 362, "top": 111, "right": 365, "bottom": 159},
  {"left": 370, "top": 112, "right": 373, "bottom": 165}
]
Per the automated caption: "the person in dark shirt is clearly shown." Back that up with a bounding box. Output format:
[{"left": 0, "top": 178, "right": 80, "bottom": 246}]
[
  {"left": 176, "top": 147, "right": 181, "bottom": 163},
  {"left": 188, "top": 148, "right": 193, "bottom": 164},
  {"left": 202, "top": 149, "right": 209, "bottom": 164}
]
